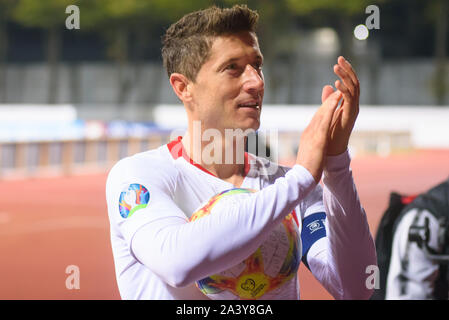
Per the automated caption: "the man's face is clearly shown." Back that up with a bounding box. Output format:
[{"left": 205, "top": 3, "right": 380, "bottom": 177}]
[{"left": 188, "top": 31, "right": 265, "bottom": 132}]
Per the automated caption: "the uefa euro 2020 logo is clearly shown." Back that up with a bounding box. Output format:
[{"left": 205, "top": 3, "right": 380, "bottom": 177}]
[{"left": 118, "top": 184, "right": 150, "bottom": 218}]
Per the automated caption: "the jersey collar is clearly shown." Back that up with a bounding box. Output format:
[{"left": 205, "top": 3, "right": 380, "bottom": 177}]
[{"left": 167, "top": 136, "right": 251, "bottom": 178}]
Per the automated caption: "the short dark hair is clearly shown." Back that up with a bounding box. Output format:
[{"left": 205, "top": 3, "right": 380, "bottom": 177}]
[{"left": 162, "top": 5, "right": 259, "bottom": 81}]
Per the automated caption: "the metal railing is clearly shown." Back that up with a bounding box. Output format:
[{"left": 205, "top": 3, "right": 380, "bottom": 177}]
[
  {"left": 0, "top": 130, "right": 412, "bottom": 179},
  {"left": 0, "top": 135, "right": 170, "bottom": 179}
]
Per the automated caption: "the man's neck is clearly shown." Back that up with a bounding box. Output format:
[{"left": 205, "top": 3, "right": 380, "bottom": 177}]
[{"left": 181, "top": 130, "right": 247, "bottom": 186}]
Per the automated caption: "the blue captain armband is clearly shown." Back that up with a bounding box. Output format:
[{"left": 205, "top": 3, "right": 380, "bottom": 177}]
[{"left": 301, "top": 212, "right": 327, "bottom": 270}]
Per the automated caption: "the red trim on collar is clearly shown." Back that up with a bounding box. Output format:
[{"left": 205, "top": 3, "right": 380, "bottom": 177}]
[
  {"left": 167, "top": 136, "right": 251, "bottom": 178},
  {"left": 291, "top": 209, "right": 299, "bottom": 227},
  {"left": 243, "top": 152, "right": 251, "bottom": 176}
]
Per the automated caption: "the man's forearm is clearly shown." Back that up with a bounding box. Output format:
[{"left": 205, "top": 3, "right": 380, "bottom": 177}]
[{"left": 322, "top": 150, "right": 377, "bottom": 299}]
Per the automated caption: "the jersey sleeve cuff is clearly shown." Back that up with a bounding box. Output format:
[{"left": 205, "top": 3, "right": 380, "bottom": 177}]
[{"left": 324, "top": 149, "right": 351, "bottom": 173}]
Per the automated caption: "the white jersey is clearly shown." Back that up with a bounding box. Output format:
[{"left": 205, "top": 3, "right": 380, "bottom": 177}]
[{"left": 106, "top": 136, "right": 376, "bottom": 300}]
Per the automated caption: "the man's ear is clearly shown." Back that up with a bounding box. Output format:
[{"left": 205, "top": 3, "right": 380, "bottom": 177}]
[{"left": 169, "top": 73, "right": 193, "bottom": 103}]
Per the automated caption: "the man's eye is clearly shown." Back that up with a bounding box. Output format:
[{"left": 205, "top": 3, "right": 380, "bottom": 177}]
[{"left": 226, "top": 63, "right": 238, "bottom": 70}]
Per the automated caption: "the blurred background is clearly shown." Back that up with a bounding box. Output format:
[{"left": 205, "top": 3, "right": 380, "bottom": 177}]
[{"left": 0, "top": 0, "right": 448, "bottom": 300}]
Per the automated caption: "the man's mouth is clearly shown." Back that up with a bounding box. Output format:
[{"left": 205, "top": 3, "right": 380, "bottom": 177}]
[{"left": 237, "top": 101, "right": 260, "bottom": 110}]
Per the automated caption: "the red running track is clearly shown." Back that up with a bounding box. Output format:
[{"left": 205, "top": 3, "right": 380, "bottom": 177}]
[{"left": 0, "top": 149, "right": 448, "bottom": 300}]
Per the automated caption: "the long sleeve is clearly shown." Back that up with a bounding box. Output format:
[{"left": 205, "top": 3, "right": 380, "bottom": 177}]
[
  {"left": 306, "top": 150, "right": 377, "bottom": 299},
  {"left": 107, "top": 156, "right": 317, "bottom": 288}
]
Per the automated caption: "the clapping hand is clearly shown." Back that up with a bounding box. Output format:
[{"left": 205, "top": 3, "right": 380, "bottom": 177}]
[{"left": 321, "top": 56, "right": 360, "bottom": 156}]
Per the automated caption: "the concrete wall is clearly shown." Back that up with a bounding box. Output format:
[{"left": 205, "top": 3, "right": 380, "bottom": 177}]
[{"left": 2, "top": 59, "right": 448, "bottom": 106}]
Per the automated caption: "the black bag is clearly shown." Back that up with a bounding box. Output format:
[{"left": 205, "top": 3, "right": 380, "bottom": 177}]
[
  {"left": 371, "top": 178, "right": 449, "bottom": 300},
  {"left": 370, "top": 192, "right": 417, "bottom": 300}
]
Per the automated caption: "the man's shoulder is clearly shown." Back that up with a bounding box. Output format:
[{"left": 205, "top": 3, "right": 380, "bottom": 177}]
[{"left": 107, "top": 144, "right": 178, "bottom": 184}]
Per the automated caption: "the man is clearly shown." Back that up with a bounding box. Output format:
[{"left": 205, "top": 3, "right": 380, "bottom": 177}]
[
  {"left": 106, "top": 5, "right": 377, "bottom": 300},
  {"left": 386, "top": 178, "right": 449, "bottom": 299}
]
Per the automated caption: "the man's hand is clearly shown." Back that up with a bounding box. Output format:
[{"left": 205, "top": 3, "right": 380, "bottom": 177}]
[
  {"left": 322, "top": 56, "right": 360, "bottom": 156},
  {"left": 296, "top": 90, "right": 343, "bottom": 183}
]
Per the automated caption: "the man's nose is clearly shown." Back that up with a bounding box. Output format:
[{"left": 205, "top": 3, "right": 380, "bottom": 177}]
[{"left": 242, "top": 65, "right": 264, "bottom": 93}]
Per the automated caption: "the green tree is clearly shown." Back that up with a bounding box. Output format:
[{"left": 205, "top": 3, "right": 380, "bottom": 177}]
[
  {"left": 286, "top": 0, "right": 384, "bottom": 60},
  {"left": 285, "top": 0, "right": 387, "bottom": 104},
  {"left": 79, "top": 0, "right": 211, "bottom": 105},
  {"left": 427, "top": 0, "right": 448, "bottom": 105},
  {"left": 12, "top": 0, "right": 78, "bottom": 103},
  {"left": 0, "top": 0, "right": 18, "bottom": 102}
]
